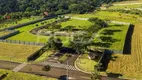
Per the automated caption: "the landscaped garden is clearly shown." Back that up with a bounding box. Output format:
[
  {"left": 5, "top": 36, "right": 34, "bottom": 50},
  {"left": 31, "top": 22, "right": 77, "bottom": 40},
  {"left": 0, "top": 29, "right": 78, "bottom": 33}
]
[{"left": 0, "top": 42, "right": 41, "bottom": 62}]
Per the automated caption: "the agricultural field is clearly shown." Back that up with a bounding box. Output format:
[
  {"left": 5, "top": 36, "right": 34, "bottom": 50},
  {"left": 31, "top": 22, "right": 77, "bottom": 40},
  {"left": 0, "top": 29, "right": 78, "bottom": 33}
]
[
  {"left": 67, "top": 11, "right": 140, "bottom": 23},
  {"left": 107, "top": 24, "right": 142, "bottom": 79},
  {"left": 75, "top": 54, "right": 98, "bottom": 72},
  {"left": 7, "top": 19, "right": 56, "bottom": 43},
  {"left": 0, "top": 16, "right": 42, "bottom": 30},
  {"left": 93, "top": 24, "right": 129, "bottom": 51},
  {"left": 0, "top": 42, "right": 41, "bottom": 62},
  {"left": 0, "top": 69, "right": 56, "bottom": 80}
]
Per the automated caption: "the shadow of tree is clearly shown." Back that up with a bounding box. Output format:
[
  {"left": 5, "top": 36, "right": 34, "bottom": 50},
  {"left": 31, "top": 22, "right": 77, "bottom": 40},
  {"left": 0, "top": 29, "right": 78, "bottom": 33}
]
[
  {"left": 0, "top": 73, "right": 8, "bottom": 80},
  {"left": 110, "top": 56, "right": 118, "bottom": 61},
  {"left": 100, "top": 36, "right": 120, "bottom": 43},
  {"left": 107, "top": 73, "right": 123, "bottom": 78},
  {"left": 102, "top": 30, "right": 122, "bottom": 35}
]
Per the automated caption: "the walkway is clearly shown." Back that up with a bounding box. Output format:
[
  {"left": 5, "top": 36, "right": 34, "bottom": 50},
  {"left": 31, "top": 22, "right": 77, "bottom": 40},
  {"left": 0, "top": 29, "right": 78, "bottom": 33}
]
[
  {"left": 39, "top": 61, "right": 78, "bottom": 71},
  {"left": 13, "top": 62, "right": 27, "bottom": 72}
]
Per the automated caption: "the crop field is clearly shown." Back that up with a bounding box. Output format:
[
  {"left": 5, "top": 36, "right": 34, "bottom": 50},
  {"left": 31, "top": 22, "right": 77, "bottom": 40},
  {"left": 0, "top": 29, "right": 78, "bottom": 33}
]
[
  {"left": 75, "top": 54, "right": 98, "bottom": 72},
  {"left": 7, "top": 19, "right": 56, "bottom": 43},
  {"left": 0, "top": 17, "right": 41, "bottom": 30},
  {"left": 67, "top": 11, "right": 140, "bottom": 23},
  {"left": 107, "top": 24, "right": 142, "bottom": 79},
  {"left": 0, "top": 42, "right": 41, "bottom": 62},
  {"left": 93, "top": 24, "right": 129, "bottom": 51},
  {"left": 0, "top": 31, "right": 11, "bottom": 37},
  {"left": 0, "top": 69, "right": 56, "bottom": 80}
]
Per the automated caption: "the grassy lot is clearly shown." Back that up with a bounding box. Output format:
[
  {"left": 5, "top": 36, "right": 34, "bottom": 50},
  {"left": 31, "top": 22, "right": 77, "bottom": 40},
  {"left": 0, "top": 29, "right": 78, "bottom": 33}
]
[
  {"left": 75, "top": 54, "right": 97, "bottom": 72},
  {"left": 60, "top": 19, "right": 92, "bottom": 29},
  {"left": 93, "top": 24, "right": 129, "bottom": 51},
  {"left": 107, "top": 24, "right": 142, "bottom": 79},
  {"left": 0, "top": 69, "right": 56, "bottom": 80},
  {"left": 8, "top": 19, "right": 56, "bottom": 43},
  {"left": 58, "top": 54, "right": 69, "bottom": 62},
  {"left": 108, "top": 4, "right": 142, "bottom": 9},
  {"left": 35, "top": 51, "right": 54, "bottom": 62},
  {"left": 0, "top": 16, "right": 42, "bottom": 30},
  {"left": 0, "top": 42, "right": 41, "bottom": 62},
  {"left": 0, "top": 31, "right": 11, "bottom": 37},
  {"left": 67, "top": 11, "right": 140, "bottom": 23}
]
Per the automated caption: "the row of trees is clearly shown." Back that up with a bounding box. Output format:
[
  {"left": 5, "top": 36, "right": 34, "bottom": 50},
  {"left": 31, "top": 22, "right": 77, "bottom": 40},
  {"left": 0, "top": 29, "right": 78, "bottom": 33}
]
[{"left": 0, "top": 0, "right": 127, "bottom": 15}]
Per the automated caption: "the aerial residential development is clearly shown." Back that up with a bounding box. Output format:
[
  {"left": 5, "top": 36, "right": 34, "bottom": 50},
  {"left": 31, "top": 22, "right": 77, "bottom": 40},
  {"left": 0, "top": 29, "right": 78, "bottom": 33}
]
[{"left": 0, "top": 0, "right": 142, "bottom": 80}]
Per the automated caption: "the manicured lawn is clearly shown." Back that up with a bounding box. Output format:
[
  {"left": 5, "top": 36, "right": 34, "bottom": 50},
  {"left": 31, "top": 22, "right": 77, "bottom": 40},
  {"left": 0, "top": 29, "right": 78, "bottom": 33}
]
[
  {"left": 0, "top": 69, "right": 56, "bottom": 80},
  {"left": 67, "top": 11, "right": 139, "bottom": 23},
  {"left": 8, "top": 19, "right": 55, "bottom": 43},
  {"left": 58, "top": 54, "right": 69, "bottom": 62},
  {"left": 35, "top": 51, "right": 54, "bottom": 62},
  {"left": 76, "top": 54, "right": 97, "bottom": 72},
  {"left": 93, "top": 24, "right": 129, "bottom": 51},
  {"left": 0, "top": 16, "right": 41, "bottom": 30},
  {"left": 60, "top": 19, "right": 92, "bottom": 29},
  {"left": 0, "top": 42, "right": 41, "bottom": 62}
]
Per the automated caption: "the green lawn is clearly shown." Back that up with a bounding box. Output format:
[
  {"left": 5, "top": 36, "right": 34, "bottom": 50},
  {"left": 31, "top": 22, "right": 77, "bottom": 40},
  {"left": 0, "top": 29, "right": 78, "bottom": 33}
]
[
  {"left": 93, "top": 24, "right": 129, "bottom": 51},
  {"left": 8, "top": 19, "right": 56, "bottom": 43},
  {"left": 58, "top": 54, "right": 69, "bottom": 62},
  {"left": 0, "top": 31, "right": 11, "bottom": 37},
  {"left": 108, "top": 4, "right": 142, "bottom": 9},
  {"left": 76, "top": 54, "right": 97, "bottom": 72},
  {"left": 60, "top": 19, "right": 92, "bottom": 29},
  {"left": 0, "top": 69, "right": 56, "bottom": 80},
  {"left": 0, "top": 16, "right": 42, "bottom": 30},
  {"left": 35, "top": 51, "right": 54, "bottom": 62},
  {"left": 67, "top": 11, "right": 140, "bottom": 23}
]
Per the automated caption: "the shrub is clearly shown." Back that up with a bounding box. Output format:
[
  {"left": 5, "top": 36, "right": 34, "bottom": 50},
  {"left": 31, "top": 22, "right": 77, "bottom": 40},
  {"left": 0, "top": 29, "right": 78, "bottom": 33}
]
[{"left": 42, "top": 65, "right": 51, "bottom": 71}]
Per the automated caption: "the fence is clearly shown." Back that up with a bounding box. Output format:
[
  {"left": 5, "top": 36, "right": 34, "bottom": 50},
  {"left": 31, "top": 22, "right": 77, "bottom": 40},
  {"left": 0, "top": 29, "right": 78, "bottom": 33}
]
[
  {"left": 0, "top": 39, "right": 46, "bottom": 46},
  {"left": 0, "top": 30, "right": 20, "bottom": 39}
]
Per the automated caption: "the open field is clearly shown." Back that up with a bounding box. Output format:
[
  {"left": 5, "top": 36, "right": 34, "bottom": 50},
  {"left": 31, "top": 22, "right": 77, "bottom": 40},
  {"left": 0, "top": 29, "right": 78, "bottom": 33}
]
[
  {"left": 0, "top": 69, "right": 56, "bottom": 80},
  {"left": 93, "top": 24, "right": 129, "bottom": 51},
  {"left": 0, "top": 16, "right": 42, "bottom": 30},
  {"left": 107, "top": 24, "right": 142, "bottom": 79},
  {"left": 0, "top": 42, "right": 41, "bottom": 62},
  {"left": 67, "top": 11, "right": 140, "bottom": 23},
  {"left": 60, "top": 19, "right": 92, "bottom": 29},
  {"left": 8, "top": 19, "right": 56, "bottom": 43},
  {"left": 75, "top": 54, "right": 97, "bottom": 72},
  {"left": 0, "top": 31, "right": 11, "bottom": 37},
  {"left": 108, "top": 4, "right": 142, "bottom": 9}
]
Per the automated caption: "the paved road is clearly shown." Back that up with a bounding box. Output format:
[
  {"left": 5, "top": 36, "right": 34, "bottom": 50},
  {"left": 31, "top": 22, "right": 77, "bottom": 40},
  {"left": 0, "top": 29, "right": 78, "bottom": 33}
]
[
  {"left": 39, "top": 61, "right": 78, "bottom": 71},
  {"left": 0, "top": 60, "right": 91, "bottom": 80}
]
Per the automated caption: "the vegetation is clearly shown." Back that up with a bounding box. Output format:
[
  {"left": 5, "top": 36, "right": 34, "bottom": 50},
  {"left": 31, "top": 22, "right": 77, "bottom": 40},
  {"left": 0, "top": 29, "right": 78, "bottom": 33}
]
[
  {"left": 0, "top": 42, "right": 41, "bottom": 62},
  {"left": 0, "top": 69, "right": 56, "bottom": 80},
  {"left": 58, "top": 54, "right": 69, "bottom": 63},
  {"left": 0, "top": 31, "right": 11, "bottom": 37},
  {"left": 42, "top": 65, "right": 51, "bottom": 72},
  {"left": 76, "top": 54, "right": 98, "bottom": 72}
]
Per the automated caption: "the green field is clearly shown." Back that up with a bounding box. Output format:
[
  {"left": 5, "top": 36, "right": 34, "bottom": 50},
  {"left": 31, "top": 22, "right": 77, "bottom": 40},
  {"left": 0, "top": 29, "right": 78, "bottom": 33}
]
[
  {"left": 67, "top": 11, "right": 140, "bottom": 23},
  {"left": 0, "top": 42, "right": 41, "bottom": 62},
  {"left": 60, "top": 19, "right": 92, "bottom": 29},
  {"left": 0, "top": 16, "right": 42, "bottom": 30},
  {"left": 75, "top": 54, "right": 98, "bottom": 72},
  {"left": 108, "top": 4, "right": 142, "bottom": 9},
  {"left": 0, "top": 69, "right": 56, "bottom": 80},
  {"left": 8, "top": 19, "right": 56, "bottom": 43},
  {"left": 93, "top": 24, "right": 129, "bottom": 51}
]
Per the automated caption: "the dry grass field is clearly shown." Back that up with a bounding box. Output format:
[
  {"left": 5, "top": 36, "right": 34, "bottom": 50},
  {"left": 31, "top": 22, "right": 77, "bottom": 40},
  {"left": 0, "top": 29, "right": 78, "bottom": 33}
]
[
  {"left": 107, "top": 24, "right": 142, "bottom": 79},
  {"left": 0, "top": 31, "right": 11, "bottom": 37},
  {"left": 0, "top": 42, "right": 41, "bottom": 62}
]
